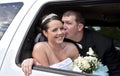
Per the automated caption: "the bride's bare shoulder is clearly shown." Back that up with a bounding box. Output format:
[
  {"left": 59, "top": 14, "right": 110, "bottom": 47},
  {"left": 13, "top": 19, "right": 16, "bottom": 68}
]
[
  {"left": 65, "top": 42, "right": 79, "bottom": 52},
  {"left": 34, "top": 42, "right": 47, "bottom": 49}
]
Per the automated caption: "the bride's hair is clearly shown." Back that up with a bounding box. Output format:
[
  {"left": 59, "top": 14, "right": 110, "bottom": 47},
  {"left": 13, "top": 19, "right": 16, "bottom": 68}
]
[
  {"left": 41, "top": 13, "right": 58, "bottom": 24},
  {"left": 39, "top": 13, "right": 61, "bottom": 41}
]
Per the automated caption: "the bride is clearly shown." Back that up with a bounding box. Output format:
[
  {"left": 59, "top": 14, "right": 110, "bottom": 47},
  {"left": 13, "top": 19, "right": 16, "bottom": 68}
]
[{"left": 21, "top": 13, "right": 79, "bottom": 76}]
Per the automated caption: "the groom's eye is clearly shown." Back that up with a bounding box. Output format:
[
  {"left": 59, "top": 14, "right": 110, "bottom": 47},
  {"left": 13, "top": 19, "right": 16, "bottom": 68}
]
[
  {"left": 66, "top": 22, "right": 72, "bottom": 25},
  {"left": 52, "top": 28, "right": 58, "bottom": 32}
]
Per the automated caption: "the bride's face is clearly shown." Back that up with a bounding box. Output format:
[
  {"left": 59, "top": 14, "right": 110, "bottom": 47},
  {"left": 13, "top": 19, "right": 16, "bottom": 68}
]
[{"left": 43, "top": 20, "right": 65, "bottom": 44}]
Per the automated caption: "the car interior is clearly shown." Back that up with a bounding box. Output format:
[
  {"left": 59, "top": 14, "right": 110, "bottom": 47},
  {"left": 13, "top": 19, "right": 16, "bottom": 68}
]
[{"left": 16, "top": 1, "right": 120, "bottom": 75}]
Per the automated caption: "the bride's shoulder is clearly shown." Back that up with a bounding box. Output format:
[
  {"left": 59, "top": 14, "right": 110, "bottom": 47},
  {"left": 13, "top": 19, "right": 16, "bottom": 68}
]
[
  {"left": 34, "top": 42, "right": 47, "bottom": 49},
  {"left": 65, "top": 42, "right": 77, "bottom": 49},
  {"left": 35, "top": 42, "right": 47, "bottom": 45}
]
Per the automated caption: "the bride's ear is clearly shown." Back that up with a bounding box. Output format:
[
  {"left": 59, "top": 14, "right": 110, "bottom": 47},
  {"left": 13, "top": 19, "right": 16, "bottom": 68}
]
[{"left": 43, "top": 30, "right": 48, "bottom": 38}]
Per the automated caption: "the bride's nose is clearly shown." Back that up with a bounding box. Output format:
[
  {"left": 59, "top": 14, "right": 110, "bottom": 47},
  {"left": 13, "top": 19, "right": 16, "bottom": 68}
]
[{"left": 57, "top": 29, "right": 64, "bottom": 35}]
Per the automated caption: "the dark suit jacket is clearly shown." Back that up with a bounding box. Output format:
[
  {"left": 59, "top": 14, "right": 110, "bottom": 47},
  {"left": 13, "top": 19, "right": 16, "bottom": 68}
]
[{"left": 78, "top": 28, "right": 120, "bottom": 76}]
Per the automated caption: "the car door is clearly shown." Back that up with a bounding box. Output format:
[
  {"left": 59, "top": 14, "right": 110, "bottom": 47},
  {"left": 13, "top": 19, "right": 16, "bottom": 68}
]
[{"left": 1, "top": 0, "right": 120, "bottom": 76}]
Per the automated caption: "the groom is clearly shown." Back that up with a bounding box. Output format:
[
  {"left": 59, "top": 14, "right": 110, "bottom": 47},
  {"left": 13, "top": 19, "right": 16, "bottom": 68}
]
[{"left": 62, "top": 10, "right": 120, "bottom": 76}]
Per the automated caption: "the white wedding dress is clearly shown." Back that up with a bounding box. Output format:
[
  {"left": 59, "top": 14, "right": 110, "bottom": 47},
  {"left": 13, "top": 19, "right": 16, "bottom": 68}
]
[
  {"left": 49, "top": 43, "right": 82, "bottom": 71},
  {"left": 50, "top": 58, "right": 73, "bottom": 70}
]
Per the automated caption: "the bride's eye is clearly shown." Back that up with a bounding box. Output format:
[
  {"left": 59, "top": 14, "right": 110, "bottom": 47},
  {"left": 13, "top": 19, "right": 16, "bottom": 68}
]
[
  {"left": 52, "top": 28, "right": 58, "bottom": 32},
  {"left": 60, "top": 27, "right": 64, "bottom": 30}
]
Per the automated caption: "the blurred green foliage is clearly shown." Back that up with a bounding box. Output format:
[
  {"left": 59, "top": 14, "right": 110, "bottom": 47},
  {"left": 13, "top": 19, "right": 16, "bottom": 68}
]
[{"left": 87, "top": 26, "right": 120, "bottom": 42}]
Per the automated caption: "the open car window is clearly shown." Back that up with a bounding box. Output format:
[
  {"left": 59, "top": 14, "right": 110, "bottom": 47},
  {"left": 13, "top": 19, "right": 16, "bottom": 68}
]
[{"left": 16, "top": 0, "right": 120, "bottom": 76}]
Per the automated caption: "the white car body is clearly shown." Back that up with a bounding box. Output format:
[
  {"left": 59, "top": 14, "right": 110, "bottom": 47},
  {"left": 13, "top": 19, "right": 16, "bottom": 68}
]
[{"left": 0, "top": 0, "right": 120, "bottom": 76}]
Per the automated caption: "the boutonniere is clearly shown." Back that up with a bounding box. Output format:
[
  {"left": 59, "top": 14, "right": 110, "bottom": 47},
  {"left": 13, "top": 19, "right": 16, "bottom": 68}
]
[{"left": 87, "top": 47, "right": 98, "bottom": 58}]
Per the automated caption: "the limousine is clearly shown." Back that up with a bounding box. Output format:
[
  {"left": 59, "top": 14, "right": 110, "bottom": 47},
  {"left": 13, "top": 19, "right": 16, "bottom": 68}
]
[{"left": 0, "top": 0, "right": 120, "bottom": 76}]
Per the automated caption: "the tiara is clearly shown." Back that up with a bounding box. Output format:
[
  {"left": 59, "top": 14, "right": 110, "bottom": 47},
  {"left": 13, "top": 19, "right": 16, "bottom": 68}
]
[{"left": 42, "top": 13, "right": 58, "bottom": 23}]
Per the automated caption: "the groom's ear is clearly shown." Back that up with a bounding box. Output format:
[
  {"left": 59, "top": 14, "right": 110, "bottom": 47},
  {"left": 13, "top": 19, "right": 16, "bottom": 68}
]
[
  {"left": 43, "top": 30, "right": 48, "bottom": 38},
  {"left": 78, "top": 23, "right": 84, "bottom": 31}
]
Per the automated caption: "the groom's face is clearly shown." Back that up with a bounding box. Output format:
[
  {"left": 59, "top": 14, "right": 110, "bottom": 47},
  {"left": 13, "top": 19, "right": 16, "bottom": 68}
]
[{"left": 62, "top": 15, "right": 78, "bottom": 40}]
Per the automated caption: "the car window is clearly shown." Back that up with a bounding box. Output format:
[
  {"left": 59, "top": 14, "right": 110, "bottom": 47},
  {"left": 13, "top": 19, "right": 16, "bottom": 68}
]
[{"left": 0, "top": 2, "right": 23, "bottom": 40}]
